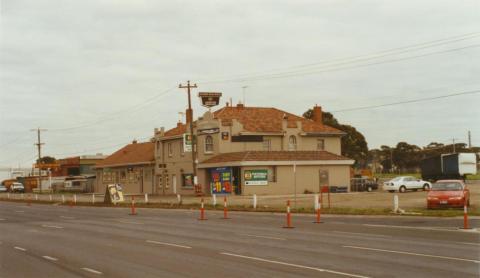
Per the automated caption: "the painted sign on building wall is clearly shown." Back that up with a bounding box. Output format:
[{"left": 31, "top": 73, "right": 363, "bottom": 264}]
[
  {"left": 210, "top": 167, "right": 232, "bottom": 194},
  {"left": 244, "top": 169, "right": 268, "bottom": 185}
]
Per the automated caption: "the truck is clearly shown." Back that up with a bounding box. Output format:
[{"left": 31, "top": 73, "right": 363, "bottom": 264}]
[{"left": 421, "top": 153, "right": 477, "bottom": 181}]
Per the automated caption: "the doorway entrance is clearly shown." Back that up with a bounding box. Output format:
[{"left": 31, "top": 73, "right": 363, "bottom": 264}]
[{"left": 232, "top": 167, "right": 242, "bottom": 195}]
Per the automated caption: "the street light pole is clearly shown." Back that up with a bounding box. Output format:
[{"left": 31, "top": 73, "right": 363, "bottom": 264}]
[{"left": 179, "top": 81, "right": 199, "bottom": 193}]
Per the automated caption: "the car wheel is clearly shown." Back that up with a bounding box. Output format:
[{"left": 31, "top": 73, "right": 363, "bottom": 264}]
[
  {"left": 399, "top": 186, "right": 406, "bottom": 193},
  {"left": 423, "top": 184, "right": 430, "bottom": 191}
]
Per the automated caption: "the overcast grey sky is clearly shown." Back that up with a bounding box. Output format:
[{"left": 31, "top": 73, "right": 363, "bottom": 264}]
[{"left": 1, "top": 0, "right": 479, "bottom": 170}]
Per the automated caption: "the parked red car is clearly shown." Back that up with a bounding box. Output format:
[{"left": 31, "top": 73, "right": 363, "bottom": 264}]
[{"left": 427, "top": 180, "right": 470, "bottom": 209}]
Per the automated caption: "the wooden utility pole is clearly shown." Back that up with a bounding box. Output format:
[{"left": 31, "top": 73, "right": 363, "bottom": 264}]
[
  {"left": 179, "top": 81, "right": 199, "bottom": 193},
  {"left": 30, "top": 128, "right": 47, "bottom": 192},
  {"left": 468, "top": 130, "right": 472, "bottom": 149}
]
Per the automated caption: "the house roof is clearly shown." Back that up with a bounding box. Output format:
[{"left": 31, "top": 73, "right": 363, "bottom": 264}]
[
  {"left": 95, "top": 142, "right": 154, "bottom": 168},
  {"left": 200, "top": 151, "right": 352, "bottom": 164},
  {"left": 164, "top": 123, "right": 187, "bottom": 137},
  {"left": 213, "top": 106, "right": 344, "bottom": 134}
]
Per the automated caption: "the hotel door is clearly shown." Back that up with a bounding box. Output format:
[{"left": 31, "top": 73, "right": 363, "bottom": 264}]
[{"left": 319, "top": 169, "right": 329, "bottom": 192}]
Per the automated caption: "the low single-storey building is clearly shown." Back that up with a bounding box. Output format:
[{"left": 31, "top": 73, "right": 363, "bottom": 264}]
[{"left": 94, "top": 141, "right": 155, "bottom": 194}]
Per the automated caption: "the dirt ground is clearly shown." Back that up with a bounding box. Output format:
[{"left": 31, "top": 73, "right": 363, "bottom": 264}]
[{"left": 1, "top": 180, "right": 478, "bottom": 213}]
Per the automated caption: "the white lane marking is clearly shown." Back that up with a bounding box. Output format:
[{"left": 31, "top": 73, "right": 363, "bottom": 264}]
[
  {"left": 332, "top": 231, "right": 392, "bottom": 238},
  {"left": 60, "top": 216, "right": 75, "bottom": 219},
  {"left": 146, "top": 240, "right": 192, "bottom": 249},
  {"left": 221, "top": 252, "right": 370, "bottom": 278},
  {"left": 15, "top": 210, "right": 24, "bottom": 213},
  {"left": 457, "top": 242, "right": 480, "bottom": 246},
  {"left": 42, "top": 256, "right": 58, "bottom": 261},
  {"left": 240, "top": 234, "right": 286, "bottom": 241},
  {"left": 81, "top": 268, "right": 103, "bottom": 275},
  {"left": 14, "top": 246, "right": 27, "bottom": 251},
  {"left": 364, "top": 224, "right": 479, "bottom": 233},
  {"left": 41, "top": 224, "right": 64, "bottom": 229},
  {"left": 118, "top": 220, "right": 144, "bottom": 225},
  {"left": 0, "top": 218, "right": 6, "bottom": 221},
  {"left": 343, "top": 245, "right": 480, "bottom": 264}
]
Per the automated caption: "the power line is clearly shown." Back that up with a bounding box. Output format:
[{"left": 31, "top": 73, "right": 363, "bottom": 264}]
[
  {"left": 331, "top": 89, "right": 480, "bottom": 113},
  {"left": 200, "top": 44, "right": 480, "bottom": 84},
  {"left": 199, "top": 32, "right": 480, "bottom": 84}
]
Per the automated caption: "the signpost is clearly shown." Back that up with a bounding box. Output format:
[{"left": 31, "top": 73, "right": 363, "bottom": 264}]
[
  {"left": 183, "top": 134, "right": 193, "bottom": 152},
  {"left": 244, "top": 170, "right": 268, "bottom": 186}
]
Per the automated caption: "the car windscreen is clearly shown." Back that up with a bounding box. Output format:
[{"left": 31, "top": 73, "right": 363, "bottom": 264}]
[
  {"left": 391, "top": 177, "right": 402, "bottom": 182},
  {"left": 431, "top": 182, "right": 463, "bottom": 191}
]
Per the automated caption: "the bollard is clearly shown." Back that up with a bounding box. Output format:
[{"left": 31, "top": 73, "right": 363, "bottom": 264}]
[
  {"left": 144, "top": 193, "right": 148, "bottom": 204},
  {"left": 314, "top": 194, "right": 319, "bottom": 210},
  {"left": 462, "top": 204, "right": 469, "bottom": 229},
  {"left": 212, "top": 194, "right": 217, "bottom": 207},
  {"left": 283, "top": 200, "right": 294, "bottom": 228},
  {"left": 393, "top": 195, "right": 399, "bottom": 213},
  {"left": 177, "top": 194, "right": 182, "bottom": 204},
  {"left": 222, "top": 196, "right": 230, "bottom": 219},
  {"left": 73, "top": 194, "right": 77, "bottom": 204},
  {"left": 92, "top": 194, "right": 95, "bottom": 204},
  {"left": 62, "top": 195, "right": 65, "bottom": 203},
  {"left": 198, "top": 198, "right": 207, "bottom": 220},
  {"left": 130, "top": 196, "right": 137, "bottom": 215},
  {"left": 253, "top": 194, "right": 257, "bottom": 209},
  {"left": 49, "top": 195, "right": 52, "bottom": 201},
  {"left": 313, "top": 200, "right": 323, "bottom": 224},
  {"left": 7, "top": 193, "right": 10, "bottom": 199},
  {"left": 35, "top": 194, "right": 38, "bottom": 201}
]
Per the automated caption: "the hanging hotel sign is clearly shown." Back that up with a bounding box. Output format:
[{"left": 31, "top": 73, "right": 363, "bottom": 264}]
[
  {"left": 183, "top": 133, "right": 193, "bottom": 152},
  {"left": 198, "top": 127, "right": 220, "bottom": 134},
  {"left": 244, "top": 169, "right": 268, "bottom": 186},
  {"left": 198, "top": 92, "right": 222, "bottom": 108}
]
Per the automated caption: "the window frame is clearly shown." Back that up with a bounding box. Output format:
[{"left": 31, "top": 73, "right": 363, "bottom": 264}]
[
  {"left": 288, "top": 135, "right": 297, "bottom": 151},
  {"left": 317, "top": 139, "right": 325, "bottom": 150},
  {"left": 204, "top": 135, "right": 214, "bottom": 154}
]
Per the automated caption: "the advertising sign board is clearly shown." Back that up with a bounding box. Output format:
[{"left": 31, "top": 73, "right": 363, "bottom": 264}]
[
  {"left": 210, "top": 167, "right": 232, "bottom": 194},
  {"left": 183, "top": 133, "right": 193, "bottom": 152},
  {"left": 244, "top": 169, "right": 268, "bottom": 185}
]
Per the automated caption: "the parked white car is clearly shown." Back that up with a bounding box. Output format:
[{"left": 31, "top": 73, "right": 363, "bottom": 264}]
[{"left": 383, "top": 176, "right": 431, "bottom": 193}]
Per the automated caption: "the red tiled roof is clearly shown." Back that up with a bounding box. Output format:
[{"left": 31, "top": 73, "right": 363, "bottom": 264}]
[
  {"left": 95, "top": 142, "right": 154, "bottom": 168},
  {"left": 213, "top": 106, "right": 343, "bottom": 134},
  {"left": 201, "top": 151, "right": 351, "bottom": 164},
  {"left": 164, "top": 123, "right": 187, "bottom": 137}
]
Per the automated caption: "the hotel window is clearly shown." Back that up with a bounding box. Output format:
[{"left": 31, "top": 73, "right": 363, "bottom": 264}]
[
  {"left": 317, "top": 139, "right": 325, "bottom": 150},
  {"left": 262, "top": 139, "right": 271, "bottom": 151},
  {"left": 288, "top": 135, "right": 297, "bottom": 151},
  {"left": 180, "top": 141, "right": 185, "bottom": 156},
  {"left": 168, "top": 142, "right": 173, "bottom": 157},
  {"left": 205, "top": 135, "right": 214, "bottom": 153}
]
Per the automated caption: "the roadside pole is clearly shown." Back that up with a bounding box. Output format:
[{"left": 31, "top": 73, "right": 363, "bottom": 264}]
[
  {"left": 198, "top": 198, "right": 207, "bottom": 220},
  {"left": 293, "top": 161, "right": 297, "bottom": 210},
  {"left": 253, "top": 194, "right": 257, "bottom": 209},
  {"left": 283, "top": 200, "right": 294, "bottom": 228}
]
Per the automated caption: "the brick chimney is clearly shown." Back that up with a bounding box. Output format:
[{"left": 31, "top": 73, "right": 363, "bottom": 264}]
[
  {"left": 312, "top": 105, "right": 323, "bottom": 125},
  {"left": 237, "top": 102, "right": 244, "bottom": 109}
]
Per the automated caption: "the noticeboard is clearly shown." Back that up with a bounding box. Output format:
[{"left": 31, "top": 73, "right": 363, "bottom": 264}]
[
  {"left": 210, "top": 167, "right": 232, "bottom": 194},
  {"left": 244, "top": 169, "right": 268, "bottom": 185},
  {"left": 183, "top": 133, "right": 193, "bottom": 152}
]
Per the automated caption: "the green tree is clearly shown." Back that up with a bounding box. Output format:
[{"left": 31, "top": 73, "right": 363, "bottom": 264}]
[
  {"left": 36, "top": 156, "right": 56, "bottom": 164},
  {"left": 303, "top": 109, "right": 368, "bottom": 167}
]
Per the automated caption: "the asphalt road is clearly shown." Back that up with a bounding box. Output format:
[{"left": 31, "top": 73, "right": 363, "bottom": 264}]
[{"left": 0, "top": 202, "right": 479, "bottom": 278}]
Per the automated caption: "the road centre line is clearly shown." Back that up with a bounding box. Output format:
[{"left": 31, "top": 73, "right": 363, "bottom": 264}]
[
  {"left": 146, "top": 240, "right": 192, "bottom": 249},
  {"left": 14, "top": 246, "right": 27, "bottom": 251},
  {"left": 343, "top": 245, "right": 480, "bottom": 264},
  {"left": 15, "top": 210, "right": 24, "bottom": 213},
  {"left": 42, "top": 256, "right": 58, "bottom": 261},
  {"left": 332, "top": 231, "right": 392, "bottom": 238},
  {"left": 41, "top": 224, "right": 64, "bottom": 229},
  {"left": 220, "top": 252, "right": 370, "bottom": 278},
  {"left": 457, "top": 242, "right": 480, "bottom": 246},
  {"left": 60, "top": 216, "right": 75, "bottom": 219},
  {"left": 81, "top": 268, "right": 103, "bottom": 275},
  {"left": 363, "top": 224, "right": 476, "bottom": 233},
  {"left": 240, "top": 234, "right": 286, "bottom": 241},
  {"left": 0, "top": 218, "right": 5, "bottom": 221},
  {"left": 118, "top": 220, "right": 144, "bottom": 225}
]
